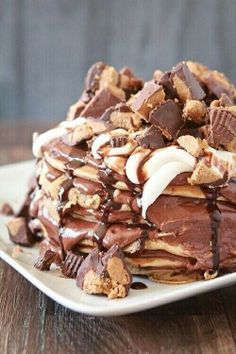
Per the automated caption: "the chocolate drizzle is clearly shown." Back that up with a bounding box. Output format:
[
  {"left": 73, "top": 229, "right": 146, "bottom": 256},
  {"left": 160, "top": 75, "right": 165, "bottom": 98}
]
[
  {"left": 92, "top": 183, "right": 112, "bottom": 247},
  {"left": 58, "top": 201, "right": 67, "bottom": 259},
  {"left": 202, "top": 188, "right": 221, "bottom": 270},
  {"left": 98, "top": 167, "right": 117, "bottom": 186}
]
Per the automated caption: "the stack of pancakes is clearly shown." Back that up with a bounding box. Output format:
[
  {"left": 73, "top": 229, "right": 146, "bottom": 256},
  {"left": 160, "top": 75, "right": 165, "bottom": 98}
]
[{"left": 28, "top": 61, "right": 236, "bottom": 283}]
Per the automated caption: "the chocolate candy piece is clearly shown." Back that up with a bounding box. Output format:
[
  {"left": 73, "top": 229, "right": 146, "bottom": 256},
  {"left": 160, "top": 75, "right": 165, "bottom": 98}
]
[
  {"left": 85, "top": 61, "right": 107, "bottom": 93},
  {"left": 100, "top": 103, "right": 132, "bottom": 122},
  {"left": 170, "top": 62, "right": 205, "bottom": 102},
  {"left": 204, "top": 70, "right": 236, "bottom": 99},
  {"left": 178, "top": 123, "right": 204, "bottom": 139},
  {"left": 159, "top": 71, "right": 177, "bottom": 98},
  {"left": 119, "top": 67, "right": 143, "bottom": 97},
  {"left": 219, "top": 93, "right": 234, "bottom": 107},
  {"left": 101, "top": 103, "right": 142, "bottom": 130},
  {"left": 76, "top": 245, "right": 132, "bottom": 299},
  {"left": 100, "top": 106, "right": 116, "bottom": 122},
  {"left": 34, "top": 249, "right": 57, "bottom": 271},
  {"left": 61, "top": 251, "right": 84, "bottom": 278},
  {"left": 7, "top": 217, "right": 35, "bottom": 247},
  {"left": 149, "top": 100, "right": 184, "bottom": 139},
  {"left": 81, "top": 85, "right": 125, "bottom": 119},
  {"left": 131, "top": 81, "right": 165, "bottom": 120},
  {"left": 138, "top": 126, "right": 165, "bottom": 149},
  {"left": 0, "top": 203, "right": 14, "bottom": 215},
  {"left": 80, "top": 90, "right": 93, "bottom": 103},
  {"left": 186, "top": 61, "right": 209, "bottom": 81},
  {"left": 206, "top": 108, "right": 236, "bottom": 152}
]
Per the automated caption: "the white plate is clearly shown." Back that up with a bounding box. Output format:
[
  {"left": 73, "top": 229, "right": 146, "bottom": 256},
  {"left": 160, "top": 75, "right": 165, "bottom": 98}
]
[{"left": 1, "top": 161, "right": 236, "bottom": 316}]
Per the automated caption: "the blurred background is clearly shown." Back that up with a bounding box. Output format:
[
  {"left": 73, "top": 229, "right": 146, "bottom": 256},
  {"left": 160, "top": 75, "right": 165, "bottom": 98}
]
[{"left": 1, "top": 0, "right": 236, "bottom": 121}]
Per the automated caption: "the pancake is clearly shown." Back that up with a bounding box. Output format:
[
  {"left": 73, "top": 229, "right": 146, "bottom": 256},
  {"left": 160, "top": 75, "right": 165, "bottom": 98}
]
[{"left": 7, "top": 60, "right": 236, "bottom": 298}]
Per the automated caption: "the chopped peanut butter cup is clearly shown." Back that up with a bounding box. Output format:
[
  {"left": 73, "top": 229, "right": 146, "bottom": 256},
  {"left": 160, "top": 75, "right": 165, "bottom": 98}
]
[
  {"left": 206, "top": 108, "right": 236, "bottom": 152},
  {"left": 170, "top": 62, "right": 205, "bottom": 102},
  {"left": 149, "top": 100, "right": 184, "bottom": 139},
  {"left": 76, "top": 245, "right": 132, "bottom": 298}
]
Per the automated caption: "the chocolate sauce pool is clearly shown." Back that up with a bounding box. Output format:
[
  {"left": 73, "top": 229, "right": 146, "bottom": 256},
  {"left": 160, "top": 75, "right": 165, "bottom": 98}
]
[{"left": 131, "top": 282, "right": 147, "bottom": 290}]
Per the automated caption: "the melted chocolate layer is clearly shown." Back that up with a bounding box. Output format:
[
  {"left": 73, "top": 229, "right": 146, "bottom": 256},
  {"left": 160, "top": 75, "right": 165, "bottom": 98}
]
[{"left": 220, "top": 178, "right": 236, "bottom": 204}]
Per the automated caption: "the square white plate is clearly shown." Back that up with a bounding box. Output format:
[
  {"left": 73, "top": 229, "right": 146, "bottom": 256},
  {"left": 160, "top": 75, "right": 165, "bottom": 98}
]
[{"left": 1, "top": 160, "right": 236, "bottom": 316}]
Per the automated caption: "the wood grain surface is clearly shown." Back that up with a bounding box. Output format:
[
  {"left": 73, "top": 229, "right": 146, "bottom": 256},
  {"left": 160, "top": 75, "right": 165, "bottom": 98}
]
[{"left": 1, "top": 121, "right": 236, "bottom": 354}]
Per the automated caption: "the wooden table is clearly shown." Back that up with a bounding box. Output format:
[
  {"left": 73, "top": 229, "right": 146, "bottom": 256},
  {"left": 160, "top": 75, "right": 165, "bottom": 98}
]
[{"left": 1, "top": 120, "right": 236, "bottom": 354}]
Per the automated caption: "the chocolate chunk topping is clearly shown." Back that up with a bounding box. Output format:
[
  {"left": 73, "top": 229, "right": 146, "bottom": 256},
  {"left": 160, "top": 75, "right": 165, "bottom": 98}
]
[
  {"left": 206, "top": 108, "right": 236, "bottom": 151},
  {"left": 138, "top": 126, "right": 165, "bottom": 149},
  {"left": 85, "top": 62, "right": 106, "bottom": 93},
  {"left": 178, "top": 123, "right": 204, "bottom": 139},
  {"left": 34, "top": 250, "right": 57, "bottom": 271},
  {"left": 149, "top": 100, "right": 184, "bottom": 139},
  {"left": 204, "top": 71, "right": 236, "bottom": 99},
  {"left": 81, "top": 86, "right": 125, "bottom": 119},
  {"left": 61, "top": 251, "right": 84, "bottom": 278},
  {"left": 170, "top": 62, "right": 205, "bottom": 102},
  {"left": 80, "top": 90, "right": 93, "bottom": 104},
  {"left": 119, "top": 67, "right": 144, "bottom": 98},
  {"left": 100, "top": 103, "right": 141, "bottom": 131},
  {"left": 76, "top": 248, "right": 101, "bottom": 289},
  {"left": 159, "top": 71, "right": 177, "bottom": 98},
  {"left": 7, "top": 217, "right": 35, "bottom": 247},
  {"left": 219, "top": 93, "right": 234, "bottom": 107},
  {"left": 100, "top": 103, "right": 132, "bottom": 122},
  {"left": 131, "top": 81, "right": 165, "bottom": 119},
  {"left": 117, "top": 103, "right": 133, "bottom": 113},
  {"left": 0, "top": 203, "right": 14, "bottom": 215},
  {"left": 76, "top": 245, "right": 132, "bottom": 298}
]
